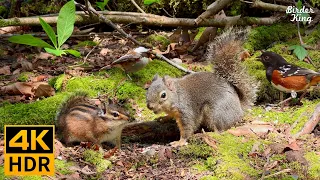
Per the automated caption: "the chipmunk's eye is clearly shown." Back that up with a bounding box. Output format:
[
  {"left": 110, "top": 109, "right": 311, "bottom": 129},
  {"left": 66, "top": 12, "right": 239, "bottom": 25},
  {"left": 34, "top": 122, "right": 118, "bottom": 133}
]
[{"left": 112, "top": 112, "right": 119, "bottom": 117}]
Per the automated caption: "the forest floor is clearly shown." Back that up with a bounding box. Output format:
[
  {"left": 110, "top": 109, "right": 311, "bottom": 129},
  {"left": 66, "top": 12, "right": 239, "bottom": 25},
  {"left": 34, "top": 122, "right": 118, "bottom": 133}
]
[{"left": 0, "top": 26, "right": 320, "bottom": 180}]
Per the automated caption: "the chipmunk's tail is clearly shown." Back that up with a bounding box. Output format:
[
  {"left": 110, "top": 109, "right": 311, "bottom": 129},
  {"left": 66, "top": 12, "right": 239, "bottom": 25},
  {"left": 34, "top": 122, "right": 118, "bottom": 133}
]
[
  {"left": 55, "top": 91, "right": 90, "bottom": 122},
  {"left": 207, "top": 27, "right": 259, "bottom": 109}
]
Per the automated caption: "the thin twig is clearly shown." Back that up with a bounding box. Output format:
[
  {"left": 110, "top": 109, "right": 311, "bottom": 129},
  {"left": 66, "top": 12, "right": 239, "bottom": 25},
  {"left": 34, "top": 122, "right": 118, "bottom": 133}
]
[
  {"left": 130, "top": 0, "right": 146, "bottom": 14},
  {"left": 153, "top": 53, "right": 194, "bottom": 74},
  {"left": 84, "top": 37, "right": 103, "bottom": 61},
  {"left": 262, "top": 169, "right": 291, "bottom": 179},
  {"left": 240, "top": 0, "right": 254, "bottom": 4}
]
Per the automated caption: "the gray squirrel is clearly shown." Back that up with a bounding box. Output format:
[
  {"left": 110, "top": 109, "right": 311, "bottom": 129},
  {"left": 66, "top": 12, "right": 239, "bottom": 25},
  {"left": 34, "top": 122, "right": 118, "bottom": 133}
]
[{"left": 146, "top": 28, "right": 258, "bottom": 147}]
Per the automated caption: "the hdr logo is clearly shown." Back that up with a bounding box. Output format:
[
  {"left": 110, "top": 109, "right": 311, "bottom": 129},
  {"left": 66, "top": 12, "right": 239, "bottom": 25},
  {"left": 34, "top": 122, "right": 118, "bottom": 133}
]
[{"left": 4, "top": 125, "right": 55, "bottom": 176}]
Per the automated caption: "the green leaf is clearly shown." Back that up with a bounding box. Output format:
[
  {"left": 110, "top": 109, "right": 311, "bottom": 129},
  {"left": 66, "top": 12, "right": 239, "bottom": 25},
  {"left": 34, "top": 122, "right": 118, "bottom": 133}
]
[
  {"left": 289, "top": 45, "right": 308, "bottom": 60},
  {"left": 39, "top": 17, "right": 57, "bottom": 49},
  {"left": 8, "top": 34, "right": 54, "bottom": 49},
  {"left": 96, "top": 2, "right": 105, "bottom": 11},
  {"left": 144, "top": 0, "right": 160, "bottom": 5},
  {"left": 45, "top": 48, "right": 66, "bottom": 56},
  {"left": 297, "top": 0, "right": 302, "bottom": 9},
  {"left": 57, "top": 0, "right": 76, "bottom": 48},
  {"left": 64, "top": 49, "right": 81, "bottom": 57}
]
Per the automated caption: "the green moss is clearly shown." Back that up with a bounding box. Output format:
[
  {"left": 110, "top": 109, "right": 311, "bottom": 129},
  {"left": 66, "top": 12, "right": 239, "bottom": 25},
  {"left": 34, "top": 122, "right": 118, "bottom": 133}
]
[
  {"left": 194, "top": 27, "right": 207, "bottom": 40},
  {"left": 0, "top": 93, "right": 67, "bottom": 132},
  {"left": 74, "top": 40, "right": 97, "bottom": 48},
  {"left": 0, "top": 166, "right": 4, "bottom": 179},
  {"left": 247, "top": 99, "right": 320, "bottom": 133},
  {"left": 305, "top": 152, "right": 320, "bottom": 179},
  {"left": 200, "top": 175, "right": 219, "bottom": 180},
  {"left": 83, "top": 150, "right": 112, "bottom": 173},
  {"left": 244, "top": 23, "right": 298, "bottom": 52},
  {"left": 304, "top": 24, "right": 320, "bottom": 45},
  {"left": 209, "top": 132, "right": 259, "bottom": 179},
  {"left": 145, "top": 34, "right": 170, "bottom": 48},
  {"left": 17, "top": 72, "right": 33, "bottom": 82},
  {"left": 178, "top": 136, "right": 215, "bottom": 159},
  {"left": 55, "top": 159, "right": 75, "bottom": 175},
  {"left": 0, "top": 166, "right": 42, "bottom": 180}
]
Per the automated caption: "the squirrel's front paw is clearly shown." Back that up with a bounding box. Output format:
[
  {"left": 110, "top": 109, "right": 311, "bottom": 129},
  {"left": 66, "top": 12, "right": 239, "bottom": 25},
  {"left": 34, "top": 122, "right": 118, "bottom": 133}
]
[{"left": 170, "top": 139, "right": 188, "bottom": 147}]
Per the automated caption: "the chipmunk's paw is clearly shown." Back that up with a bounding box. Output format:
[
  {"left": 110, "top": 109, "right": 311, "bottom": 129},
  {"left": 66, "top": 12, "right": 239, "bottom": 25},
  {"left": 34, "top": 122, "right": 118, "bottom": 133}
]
[{"left": 170, "top": 139, "right": 188, "bottom": 147}]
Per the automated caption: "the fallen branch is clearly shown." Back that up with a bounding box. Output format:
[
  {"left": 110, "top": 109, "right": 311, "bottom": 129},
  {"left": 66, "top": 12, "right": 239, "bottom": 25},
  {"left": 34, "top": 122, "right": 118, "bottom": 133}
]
[
  {"left": 122, "top": 119, "right": 180, "bottom": 143},
  {"left": 130, "top": 0, "right": 146, "bottom": 14},
  {"left": 195, "top": 0, "right": 233, "bottom": 24},
  {"left": 153, "top": 53, "right": 194, "bottom": 74},
  {"left": 251, "top": 0, "right": 287, "bottom": 12},
  {"left": 294, "top": 103, "right": 320, "bottom": 138},
  {"left": 0, "top": 12, "right": 280, "bottom": 28}
]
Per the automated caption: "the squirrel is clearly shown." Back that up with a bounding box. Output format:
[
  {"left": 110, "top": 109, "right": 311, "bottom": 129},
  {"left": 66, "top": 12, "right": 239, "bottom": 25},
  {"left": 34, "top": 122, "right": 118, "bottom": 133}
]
[
  {"left": 55, "top": 92, "right": 131, "bottom": 149},
  {"left": 146, "top": 28, "right": 258, "bottom": 147}
]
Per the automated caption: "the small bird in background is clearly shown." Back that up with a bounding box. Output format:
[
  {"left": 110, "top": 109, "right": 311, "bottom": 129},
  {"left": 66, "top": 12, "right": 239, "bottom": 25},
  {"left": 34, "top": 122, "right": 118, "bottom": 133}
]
[
  {"left": 112, "top": 47, "right": 153, "bottom": 78},
  {"left": 258, "top": 51, "right": 320, "bottom": 106}
]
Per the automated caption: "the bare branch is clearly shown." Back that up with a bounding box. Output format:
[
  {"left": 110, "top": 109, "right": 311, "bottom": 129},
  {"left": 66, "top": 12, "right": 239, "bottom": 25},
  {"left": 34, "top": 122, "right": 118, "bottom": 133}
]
[
  {"left": 294, "top": 103, "right": 320, "bottom": 138},
  {"left": 251, "top": 0, "right": 288, "bottom": 12},
  {"left": 195, "top": 0, "right": 233, "bottom": 24}
]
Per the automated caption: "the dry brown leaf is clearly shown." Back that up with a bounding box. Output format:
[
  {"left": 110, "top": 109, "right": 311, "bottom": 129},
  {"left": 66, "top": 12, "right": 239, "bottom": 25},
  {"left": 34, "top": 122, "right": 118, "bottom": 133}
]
[
  {"left": 12, "top": 68, "right": 21, "bottom": 75},
  {"left": 202, "top": 133, "right": 218, "bottom": 149},
  {"left": 20, "top": 59, "right": 33, "bottom": 71},
  {"left": 32, "top": 83, "right": 55, "bottom": 98},
  {"left": 37, "top": 52, "right": 55, "bottom": 60},
  {"left": 266, "top": 161, "right": 279, "bottom": 171},
  {"left": 31, "top": 75, "right": 49, "bottom": 82},
  {"left": 0, "top": 66, "right": 11, "bottom": 75},
  {"left": 228, "top": 124, "right": 274, "bottom": 137},
  {"left": 0, "top": 82, "right": 33, "bottom": 96},
  {"left": 263, "top": 147, "right": 272, "bottom": 157},
  {"left": 54, "top": 139, "right": 65, "bottom": 158},
  {"left": 100, "top": 48, "right": 111, "bottom": 56},
  {"left": 285, "top": 150, "right": 308, "bottom": 165},
  {"left": 269, "top": 143, "right": 286, "bottom": 154},
  {"left": 286, "top": 140, "right": 300, "bottom": 151}
]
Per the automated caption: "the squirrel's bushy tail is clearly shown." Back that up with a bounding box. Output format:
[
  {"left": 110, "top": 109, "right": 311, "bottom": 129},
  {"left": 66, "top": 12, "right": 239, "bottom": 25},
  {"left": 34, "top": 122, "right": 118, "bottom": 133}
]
[
  {"left": 207, "top": 27, "right": 258, "bottom": 108},
  {"left": 55, "top": 91, "right": 90, "bottom": 122}
]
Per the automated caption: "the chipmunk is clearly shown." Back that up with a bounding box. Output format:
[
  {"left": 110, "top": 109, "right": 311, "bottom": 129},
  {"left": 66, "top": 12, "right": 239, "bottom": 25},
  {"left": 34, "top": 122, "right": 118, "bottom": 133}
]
[
  {"left": 56, "top": 92, "right": 131, "bottom": 148},
  {"left": 146, "top": 28, "right": 258, "bottom": 147}
]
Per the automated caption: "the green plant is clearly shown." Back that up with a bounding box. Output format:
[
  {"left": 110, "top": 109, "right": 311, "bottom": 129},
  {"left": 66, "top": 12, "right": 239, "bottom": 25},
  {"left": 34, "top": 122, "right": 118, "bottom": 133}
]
[
  {"left": 8, "top": 0, "right": 80, "bottom": 57},
  {"left": 144, "top": 0, "right": 160, "bottom": 5},
  {"left": 96, "top": 0, "right": 110, "bottom": 11}
]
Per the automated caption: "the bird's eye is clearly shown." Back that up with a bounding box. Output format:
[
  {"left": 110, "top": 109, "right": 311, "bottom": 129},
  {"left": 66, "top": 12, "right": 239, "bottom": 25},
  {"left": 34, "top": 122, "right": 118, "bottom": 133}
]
[
  {"left": 265, "top": 56, "right": 269, "bottom": 59},
  {"left": 160, "top": 92, "right": 166, "bottom": 99},
  {"left": 112, "top": 112, "right": 119, "bottom": 117}
]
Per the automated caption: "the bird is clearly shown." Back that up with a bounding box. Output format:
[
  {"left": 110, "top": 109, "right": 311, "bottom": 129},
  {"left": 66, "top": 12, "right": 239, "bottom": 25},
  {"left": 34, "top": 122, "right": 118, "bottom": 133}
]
[
  {"left": 258, "top": 51, "right": 320, "bottom": 105},
  {"left": 112, "top": 47, "right": 153, "bottom": 74}
]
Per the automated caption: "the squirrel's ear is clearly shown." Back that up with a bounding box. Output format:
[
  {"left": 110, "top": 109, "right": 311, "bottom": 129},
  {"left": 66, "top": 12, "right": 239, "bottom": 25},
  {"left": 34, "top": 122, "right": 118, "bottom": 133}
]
[
  {"left": 152, "top": 74, "right": 159, "bottom": 82},
  {"left": 163, "top": 75, "right": 176, "bottom": 91}
]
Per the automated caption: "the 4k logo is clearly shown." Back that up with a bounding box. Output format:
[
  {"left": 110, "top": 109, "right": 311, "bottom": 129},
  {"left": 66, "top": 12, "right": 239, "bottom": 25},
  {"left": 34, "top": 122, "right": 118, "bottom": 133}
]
[{"left": 4, "top": 125, "right": 55, "bottom": 176}]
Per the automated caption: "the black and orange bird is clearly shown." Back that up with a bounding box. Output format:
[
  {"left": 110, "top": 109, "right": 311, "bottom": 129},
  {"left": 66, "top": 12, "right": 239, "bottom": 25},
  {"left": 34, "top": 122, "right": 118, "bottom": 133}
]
[{"left": 258, "top": 51, "right": 320, "bottom": 104}]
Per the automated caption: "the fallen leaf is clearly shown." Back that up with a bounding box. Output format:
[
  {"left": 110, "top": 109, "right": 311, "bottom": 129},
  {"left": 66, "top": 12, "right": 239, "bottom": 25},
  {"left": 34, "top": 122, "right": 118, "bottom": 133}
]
[
  {"left": 285, "top": 150, "right": 308, "bottom": 165},
  {"left": 201, "top": 133, "right": 218, "bottom": 149},
  {"left": 0, "top": 66, "right": 11, "bottom": 75},
  {"left": 116, "top": 160, "right": 124, "bottom": 167},
  {"left": 32, "top": 75, "right": 49, "bottom": 82},
  {"left": 263, "top": 147, "right": 272, "bottom": 157},
  {"left": 32, "top": 83, "right": 55, "bottom": 98},
  {"left": 100, "top": 48, "right": 111, "bottom": 56},
  {"left": 286, "top": 140, "right": 300, "bottom": 151},
  {"left": 228, "top": 124, "right": 274, "bottom": 137},
  {"left": 269, "top": 143, "right": 286, "bottom": 154},
  {"left": 266, "top": 161, "right": 279, "bottom": 171},
  {"left": 37, "top": 52, "right": 55, "bottom": 60},
  {"left": 20, "top": 59, "right": 33, "bottom": 71},
  {"left": 54, "top": 139, "right": 65, "bottom": 158},
  {"left": 12, "top": 68, "right": 21, "bottom": 75}
]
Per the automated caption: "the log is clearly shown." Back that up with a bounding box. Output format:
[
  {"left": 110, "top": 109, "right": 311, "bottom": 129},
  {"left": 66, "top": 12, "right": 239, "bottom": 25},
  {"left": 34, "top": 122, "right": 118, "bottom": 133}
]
[
  {"left": 0, "top": 11, "right": 280, "bottom": 28},
  {"left": 122, "top": 119, "right": 180, "bottom": 144}
]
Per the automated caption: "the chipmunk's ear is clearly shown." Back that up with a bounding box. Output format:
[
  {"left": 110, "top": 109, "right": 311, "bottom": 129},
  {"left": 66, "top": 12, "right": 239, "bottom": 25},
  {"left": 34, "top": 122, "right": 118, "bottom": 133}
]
[
  {"left": 152, "top": 74, "right": 159, "bottom": 82},
  {"left": 107, "top": 98, "right": 114, "bottom": 105},
  {"left": 163, "top": 75, "right": 176, "bottom": 91}
]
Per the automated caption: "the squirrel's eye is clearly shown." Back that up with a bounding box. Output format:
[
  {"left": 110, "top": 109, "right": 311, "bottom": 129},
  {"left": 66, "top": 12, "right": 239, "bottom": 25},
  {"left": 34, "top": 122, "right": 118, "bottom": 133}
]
[
  {"left": 112, "top": 112, "right": 119, "bottom": 117},
  {"left": 161, "top": 92, "right": 166, "bottom": 99}
]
